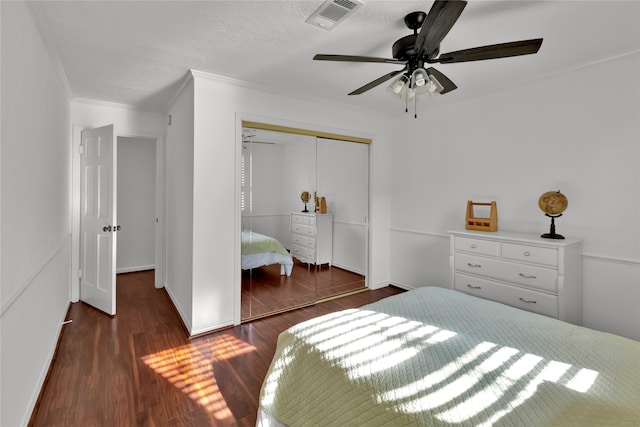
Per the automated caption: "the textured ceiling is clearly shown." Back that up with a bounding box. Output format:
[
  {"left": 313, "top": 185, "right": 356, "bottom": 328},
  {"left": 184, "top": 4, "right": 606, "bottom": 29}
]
[{"left": 35, "top": 1, "right": 640, "bottom": 116}]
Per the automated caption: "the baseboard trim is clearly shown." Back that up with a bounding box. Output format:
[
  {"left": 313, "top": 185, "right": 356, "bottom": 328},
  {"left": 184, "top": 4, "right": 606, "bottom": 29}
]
[
  {"left": 116, "top": 264, "right": 155, "bottom": 274},
  {"left": 162, "top": 285, "right": 192, "bottom": 337},
  {"left": 388, "top": 281, "right": 415, "bottom": 291}
]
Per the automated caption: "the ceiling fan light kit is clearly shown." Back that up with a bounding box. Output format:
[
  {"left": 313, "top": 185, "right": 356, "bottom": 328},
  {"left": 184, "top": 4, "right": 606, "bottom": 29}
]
[
  {"left": 313, "top": 0, "right": 543, "bottom": 117},
  {"left": 388, "top": 69, "right": 444, "bottom": 118}
]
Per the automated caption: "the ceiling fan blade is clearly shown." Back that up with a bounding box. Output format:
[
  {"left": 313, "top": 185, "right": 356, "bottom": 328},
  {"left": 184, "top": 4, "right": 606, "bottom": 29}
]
[
  {"left": 348, "top": 68, "right": 406, "bottom": 95},
  {"left": 426, "top": 67, "right": 457, "bottom": 94},
  {"left": 415, "top": 0, "right": 468, "bottom": 57},
  {"left": 314, "top": 54, "right": 406, "bottom": 65},
  {"left": 437, "top": 38, "right": 543, "bottom": 63}
]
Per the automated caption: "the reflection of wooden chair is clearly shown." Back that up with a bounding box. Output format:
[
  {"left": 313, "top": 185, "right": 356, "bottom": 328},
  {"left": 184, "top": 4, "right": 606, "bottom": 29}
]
[{"left": 466, "top": 201, "right": 498, "bottom": 232}]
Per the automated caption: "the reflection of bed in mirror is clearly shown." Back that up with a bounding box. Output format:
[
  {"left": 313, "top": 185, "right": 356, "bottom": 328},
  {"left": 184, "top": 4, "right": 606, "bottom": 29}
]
[{"left": 241, "top": 231, "right": 293, "bottom": 276}]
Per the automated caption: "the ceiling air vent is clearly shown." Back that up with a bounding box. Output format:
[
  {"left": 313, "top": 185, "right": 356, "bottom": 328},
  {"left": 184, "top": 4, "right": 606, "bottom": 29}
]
[{"left": 306, "top": 0, "right": 365, "bottom": 31}]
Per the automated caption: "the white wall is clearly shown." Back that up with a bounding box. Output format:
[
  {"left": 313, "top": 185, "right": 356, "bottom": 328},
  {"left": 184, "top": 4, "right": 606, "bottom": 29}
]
[
  {"left": 388, "top": 52, "right": 640, "bottom": 341},
  {"left": 165, "top": 71, "right": 392, "bottom": 334},
  {"left": 117, "top": 137, "right": 156, "bottom": 273},
  {"left": 1, "top": 3, "right": 72, "bottom": 425},
  {"left": 165, "top": 80, "right": 195, "bottom": 332}
]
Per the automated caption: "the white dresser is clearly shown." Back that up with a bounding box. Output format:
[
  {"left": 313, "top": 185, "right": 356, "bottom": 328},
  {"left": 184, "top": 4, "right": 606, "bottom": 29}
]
[
  {"left": 290, "top": 213, "right": 333, "bottom": 266},
  {"left": 449, "top": 230, "right": 582, "bottom": 324}
]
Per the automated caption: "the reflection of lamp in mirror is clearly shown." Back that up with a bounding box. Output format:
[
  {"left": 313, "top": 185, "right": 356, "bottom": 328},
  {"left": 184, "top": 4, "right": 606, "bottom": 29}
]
[{"left": 300, "top": 191, "right": 310, "bottom": 212}]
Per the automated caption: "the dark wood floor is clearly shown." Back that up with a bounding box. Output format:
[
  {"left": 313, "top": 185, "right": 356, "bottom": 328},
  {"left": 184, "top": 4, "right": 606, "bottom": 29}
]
[
  {"left": 242, "top": 259, "right": 366, "bottom": 320},
  {"left": 30, "top": 270, "right": 405, "bottom": 426}
]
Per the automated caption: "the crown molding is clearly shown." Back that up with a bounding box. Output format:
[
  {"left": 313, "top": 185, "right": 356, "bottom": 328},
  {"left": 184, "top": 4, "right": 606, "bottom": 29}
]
[{"left": 185, "top": 69, "right": 389, "bottom": 119}]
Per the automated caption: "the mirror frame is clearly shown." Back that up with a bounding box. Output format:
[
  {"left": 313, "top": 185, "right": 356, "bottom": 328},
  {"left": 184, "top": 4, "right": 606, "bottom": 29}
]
[{"left": 242, "top": 121, "right": 372, "bottom": 145}]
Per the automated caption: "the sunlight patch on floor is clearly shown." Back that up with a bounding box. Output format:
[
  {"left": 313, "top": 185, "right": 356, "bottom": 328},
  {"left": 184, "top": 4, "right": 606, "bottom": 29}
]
[{"left": 141, "top": 334, "right": 256, "bottom": 420}]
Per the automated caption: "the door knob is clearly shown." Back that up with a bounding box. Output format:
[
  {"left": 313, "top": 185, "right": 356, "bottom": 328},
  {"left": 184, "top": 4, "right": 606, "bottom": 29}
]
[{"left": 103, "top": 225, "right": 112, "bottom": 232}]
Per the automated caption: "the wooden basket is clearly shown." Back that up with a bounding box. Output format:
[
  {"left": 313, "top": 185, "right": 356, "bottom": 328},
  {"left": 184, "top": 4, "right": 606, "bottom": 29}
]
[{"left": 466, "top": 201, "right": 498, "bottom": 232}]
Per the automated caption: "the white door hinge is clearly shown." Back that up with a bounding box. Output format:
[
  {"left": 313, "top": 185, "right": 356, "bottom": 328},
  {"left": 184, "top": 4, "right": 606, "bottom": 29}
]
[
  {"left": 78, "top": 269, "right": 82, "bottom": 278},
  {"left": 79, "top": 144, "right": 84, "bottom": 155}
]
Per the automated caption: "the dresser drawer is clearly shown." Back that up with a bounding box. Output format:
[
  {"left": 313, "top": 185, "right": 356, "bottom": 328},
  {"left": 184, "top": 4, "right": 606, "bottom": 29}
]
[
  {"left": 291, "top": 223, "right": 316, "bottom": 236},
  {"left": 454, "top": 273, "right": 559, "bottom": 318},
  {"left": 291, "top": 233, "right": 315, "bottom": 248},
  {"left": 502, "top": 243, "right": 558, "bottom": 267},
  {"left": 454, "top": 237, "right": 499, "bottom": 257},
  {"left": 291, "top": 214, "right": 316, "bottom": 226},
  {"left": 291, "top": 244, "right": 314, "bottom": 261},
  {"left": 454, "top": 253, "right": 558, "bottom": 293}
]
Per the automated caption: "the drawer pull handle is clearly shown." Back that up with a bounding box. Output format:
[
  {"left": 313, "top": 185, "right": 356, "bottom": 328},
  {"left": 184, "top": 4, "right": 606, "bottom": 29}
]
[
  {"left": 467, "top": 263, "right": 482, "bottom": 268},
  {"left": 523, "top": 251, "right": 531, "bottom": 256},
  {"left": 519, "top": 273, "right": 537, "bottom": 279},
  {"left": 467, "top": 284, "right": 482, "bottom": 290},
  {"left": 470, "top": 244, "right": 477, "bottom": 249},
  {"left": 519, "top": 297, "right": 537, "bottom": 304}
]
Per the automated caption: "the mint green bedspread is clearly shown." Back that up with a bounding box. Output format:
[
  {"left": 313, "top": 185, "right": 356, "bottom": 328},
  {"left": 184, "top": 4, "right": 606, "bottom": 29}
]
[
  {"left": 259, "top": 287, "right": 640, "bottom": 426},
  {"left": 241, "top": 231, "right": 290, "bottom": 257}
]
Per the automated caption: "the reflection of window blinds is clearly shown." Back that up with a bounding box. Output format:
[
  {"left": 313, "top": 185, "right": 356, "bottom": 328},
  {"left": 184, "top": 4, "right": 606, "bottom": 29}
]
[
  {"left": 241, "top": 152, "right": 246, "bottom": 212},
  {"left": 241, "top": 148, "right": 253, "bottom": 213},
  {"left": 241, "top": 151, "right": 253, "bottom": 213}
]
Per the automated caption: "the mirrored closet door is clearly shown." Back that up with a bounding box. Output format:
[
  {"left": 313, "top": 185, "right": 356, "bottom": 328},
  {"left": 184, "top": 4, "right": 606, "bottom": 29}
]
[
  {"left": 241, "top": 123, "right": 370, "bottom": 321},
  {"left": 315, "top": 137, "right": 369, "bottom": 298}
]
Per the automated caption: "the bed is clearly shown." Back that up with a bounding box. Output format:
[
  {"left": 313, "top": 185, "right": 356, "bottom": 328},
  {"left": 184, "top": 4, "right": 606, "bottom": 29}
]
[
  {"left": 257, "top": 287, "right": 640, "bottom": 426},
  {"left": 242, "top": 230, "right": 293, "bottom": 276}
]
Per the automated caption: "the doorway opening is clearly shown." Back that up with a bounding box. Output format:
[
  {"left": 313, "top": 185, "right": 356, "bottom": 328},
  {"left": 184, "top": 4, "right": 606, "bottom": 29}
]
[
  {"left": 73, "top": 124, "right": 165, "bottom": 316},
  {"left": 116, "top": 136, "right": 157, "bottom": 274}
]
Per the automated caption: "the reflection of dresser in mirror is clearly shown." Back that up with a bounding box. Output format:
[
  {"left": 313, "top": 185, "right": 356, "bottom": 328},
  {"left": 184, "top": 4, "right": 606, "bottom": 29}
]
[{"left": 290, "top": 212, "right": 333, "bottom": 266}]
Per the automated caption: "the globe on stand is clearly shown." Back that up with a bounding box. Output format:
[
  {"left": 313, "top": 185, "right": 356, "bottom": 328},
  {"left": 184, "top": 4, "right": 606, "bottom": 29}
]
[
  {"left": 300, "top": 191, "right": 310, "bottom": 212},
  {"left": 538, "top": 190, "right": 568, "bottom": 239}
]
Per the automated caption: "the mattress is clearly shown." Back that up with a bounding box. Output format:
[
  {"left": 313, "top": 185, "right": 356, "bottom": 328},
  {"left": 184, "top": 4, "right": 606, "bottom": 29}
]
[{"left": 258, "top": 287, "right": 640, "bottom": 426}]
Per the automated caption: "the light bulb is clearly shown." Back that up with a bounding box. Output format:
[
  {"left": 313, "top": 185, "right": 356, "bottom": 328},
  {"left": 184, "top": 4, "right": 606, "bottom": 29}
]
[
  {"left": 387, "top": 75, "right": 409, "bottom": 99},
  {"left": 424, "top": 75, "right": 444, "bottom": 97},
  {"left": 411, "top": 68, "right": 431, "bottom": 94}
]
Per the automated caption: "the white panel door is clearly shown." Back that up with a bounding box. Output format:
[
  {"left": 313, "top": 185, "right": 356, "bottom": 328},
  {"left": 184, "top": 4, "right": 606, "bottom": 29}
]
[{"left": 80, "top": 125, "right": 117, "bottom": 315}]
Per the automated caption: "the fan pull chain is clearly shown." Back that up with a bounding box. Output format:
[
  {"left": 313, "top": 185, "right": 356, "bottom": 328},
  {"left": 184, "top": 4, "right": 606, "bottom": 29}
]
[{"left": 414, "top": 93, "right": 418, "bottom": 119}]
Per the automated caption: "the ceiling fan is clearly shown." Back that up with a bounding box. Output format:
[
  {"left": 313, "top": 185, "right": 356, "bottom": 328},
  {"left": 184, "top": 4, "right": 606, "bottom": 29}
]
[{"left": 313, "top": 0, "right": 542, "bottom": 116}]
